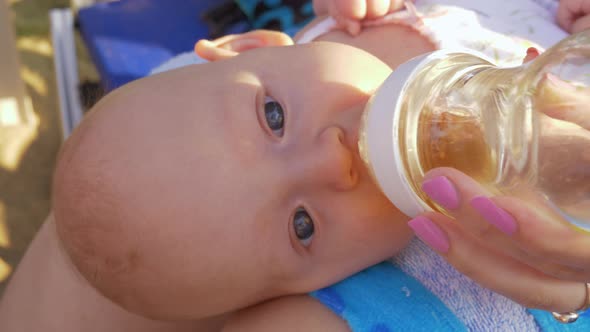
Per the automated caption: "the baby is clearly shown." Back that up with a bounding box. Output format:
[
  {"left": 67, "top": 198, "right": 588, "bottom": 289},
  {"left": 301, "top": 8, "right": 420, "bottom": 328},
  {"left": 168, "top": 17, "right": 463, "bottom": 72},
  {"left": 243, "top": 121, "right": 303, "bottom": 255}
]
[
  {"left": 54, "top": 39, "right": 415, "bottom": 318},
  {"left": 1, "top": 0, "right": 589, "bottom": 331}
]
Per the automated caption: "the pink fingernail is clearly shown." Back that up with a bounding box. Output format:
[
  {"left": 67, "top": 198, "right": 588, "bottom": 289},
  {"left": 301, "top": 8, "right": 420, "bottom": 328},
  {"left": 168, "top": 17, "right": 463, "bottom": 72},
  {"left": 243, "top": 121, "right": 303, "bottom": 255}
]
[
  {"left": 421, "top": 176, "right": 460, "bottom": 210},
  {"left": 526, "top": 47, "right": 539, "bottom": 57},
  {"left": 470, "top": 196, "right": 517, "bottom": 235},
  {"left": 408, "top": 216, "right": 450, "bottom": 253}
]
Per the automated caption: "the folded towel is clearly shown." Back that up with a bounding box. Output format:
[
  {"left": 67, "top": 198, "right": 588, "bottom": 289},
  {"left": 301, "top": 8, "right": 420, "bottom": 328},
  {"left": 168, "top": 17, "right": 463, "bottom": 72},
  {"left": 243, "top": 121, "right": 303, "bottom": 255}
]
[
  {"left": 311, "top": 261, "right": 467, "bottom": 332},
  {"left": 392, "top": 239, "right": 539, "bottom": 331},
  {"left": 312, "top": 238, "right": 590, "bottom": 332}
]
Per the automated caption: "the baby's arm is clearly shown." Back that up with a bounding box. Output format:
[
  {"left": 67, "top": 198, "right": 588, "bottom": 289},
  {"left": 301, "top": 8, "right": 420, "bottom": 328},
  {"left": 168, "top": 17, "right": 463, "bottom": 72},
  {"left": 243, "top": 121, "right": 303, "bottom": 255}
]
[
  {"left": 0, "top": 215, "right": 222, "bottom": 332},
  {"left": 557, "top": 0, "right": 590, "bottom": 33},
  {"left": 222, "top": 295, "right": 350, "bottom": 332}
]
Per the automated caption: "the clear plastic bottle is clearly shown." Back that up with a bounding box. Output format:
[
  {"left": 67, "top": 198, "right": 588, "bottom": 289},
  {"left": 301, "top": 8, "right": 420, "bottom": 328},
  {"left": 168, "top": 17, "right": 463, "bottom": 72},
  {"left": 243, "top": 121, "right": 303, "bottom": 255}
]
[{"left": 359, "top": 30, "right": 590, "bottom": 230}]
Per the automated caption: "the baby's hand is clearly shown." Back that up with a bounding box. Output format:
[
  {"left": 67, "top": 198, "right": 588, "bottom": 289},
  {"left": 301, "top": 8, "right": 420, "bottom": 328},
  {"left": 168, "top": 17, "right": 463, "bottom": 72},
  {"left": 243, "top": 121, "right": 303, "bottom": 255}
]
[
  {"left": 313, "top": 0, "right": 407, "bottom": 35},
  {"left": 557, "top": 0, "right": 590, "bottom": 33}
]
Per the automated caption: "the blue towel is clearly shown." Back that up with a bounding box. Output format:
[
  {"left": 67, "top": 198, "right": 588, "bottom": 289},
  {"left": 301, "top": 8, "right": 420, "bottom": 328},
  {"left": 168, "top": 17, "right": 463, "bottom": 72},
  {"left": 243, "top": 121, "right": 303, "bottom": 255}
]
[
  {"left": 311, "top": 262, "right": 467, "bottom": 332},
  {"left": 393, "top": 239, "right": 590, "bottom": 331},
  {"left": 311, "top": 238, "right": 590, "bottom": 331},
  {"left": 393, "top": 239, "right": 539, "bottom": 331},
  {"left": 529, "top": 309, "right": 590, "bottom": 332}
]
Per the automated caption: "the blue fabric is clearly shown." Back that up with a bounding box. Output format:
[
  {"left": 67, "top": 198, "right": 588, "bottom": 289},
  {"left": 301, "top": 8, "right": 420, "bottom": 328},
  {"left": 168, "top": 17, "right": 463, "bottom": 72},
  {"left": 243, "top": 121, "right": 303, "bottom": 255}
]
[
  {"left": 393, "top": 239, "right": 539, "bottom": 331},
  {"left": 235, "top": 0, "right": 314, "bottom": 36},
  {"left": 310, "top": 259, "right": 590, "bottom": 332},
  {"left": 78, "top": 0, "right": 221, "bottom": 91},
  {"left": 310, "top": 262, "right": 467, "bottom": 332},
  {"left": 78, "top": 0, "right": 314, "bottom": 91},
  {"left": 528, "top": 308, "right": 590, "bottom": 332}
]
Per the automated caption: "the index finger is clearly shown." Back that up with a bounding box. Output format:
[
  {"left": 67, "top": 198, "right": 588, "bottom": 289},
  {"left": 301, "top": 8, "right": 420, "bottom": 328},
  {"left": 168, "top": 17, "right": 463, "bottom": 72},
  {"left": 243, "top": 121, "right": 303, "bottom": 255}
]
[
  {"left": 422, "top": 168, "right": 590, "bottom": 270},
  {"left": 492, "top": 195, "right": 590, "bottom": 270}
]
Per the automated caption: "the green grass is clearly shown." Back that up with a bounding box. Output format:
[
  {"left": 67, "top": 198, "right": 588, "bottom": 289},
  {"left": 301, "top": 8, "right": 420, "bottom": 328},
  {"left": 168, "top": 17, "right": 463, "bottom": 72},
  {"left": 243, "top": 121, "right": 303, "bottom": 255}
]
[{"left": 12, "top": 0, "right": 70, "bottom": 37}]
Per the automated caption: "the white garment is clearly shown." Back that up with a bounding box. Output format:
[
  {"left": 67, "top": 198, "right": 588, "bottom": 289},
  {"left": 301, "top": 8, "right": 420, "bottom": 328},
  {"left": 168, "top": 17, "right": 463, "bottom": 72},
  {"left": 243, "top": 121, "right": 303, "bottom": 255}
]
[
  {"left": 299, "top": 0, "right": 568, "bottom": 66},
  {"left": 153, "top": 0, "right": 567, "bottom": 73}
]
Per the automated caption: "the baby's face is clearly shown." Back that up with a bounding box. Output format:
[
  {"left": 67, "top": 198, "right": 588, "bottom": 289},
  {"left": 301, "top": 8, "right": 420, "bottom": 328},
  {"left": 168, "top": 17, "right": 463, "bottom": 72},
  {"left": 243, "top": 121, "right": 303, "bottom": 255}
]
[{"left": 54, "top": 42, "right": 412, "bottom": 320}]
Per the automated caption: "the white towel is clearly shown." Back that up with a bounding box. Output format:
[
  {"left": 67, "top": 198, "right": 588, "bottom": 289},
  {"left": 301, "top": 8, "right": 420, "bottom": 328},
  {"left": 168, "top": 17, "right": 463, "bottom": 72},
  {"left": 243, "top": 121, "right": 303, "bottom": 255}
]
[{"left": 392, "top": 238, "right": 540, "bottom": 331}]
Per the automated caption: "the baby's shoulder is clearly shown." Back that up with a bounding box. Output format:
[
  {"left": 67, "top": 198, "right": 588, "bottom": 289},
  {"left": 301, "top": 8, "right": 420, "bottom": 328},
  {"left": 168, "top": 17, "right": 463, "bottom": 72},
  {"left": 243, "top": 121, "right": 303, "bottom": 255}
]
[{"left": 221, "top": 295, "right": 350, "bottom": 332}]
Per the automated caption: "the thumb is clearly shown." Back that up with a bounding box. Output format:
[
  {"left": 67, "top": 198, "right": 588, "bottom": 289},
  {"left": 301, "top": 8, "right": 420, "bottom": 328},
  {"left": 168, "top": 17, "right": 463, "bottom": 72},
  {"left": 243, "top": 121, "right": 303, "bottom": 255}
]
[
  {"left": 572, "top": 14, "right": 590, "bottom": 33},
  {"left": 536, "top": 73, "right": 590, "bottom": 131}
]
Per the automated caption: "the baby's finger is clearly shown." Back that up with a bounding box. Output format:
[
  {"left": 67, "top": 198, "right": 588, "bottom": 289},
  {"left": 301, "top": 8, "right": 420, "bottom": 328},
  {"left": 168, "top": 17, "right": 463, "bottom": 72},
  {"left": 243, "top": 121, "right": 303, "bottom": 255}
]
[
  {"left": 332, "top": 0, "right": 367, "bottom": 20},
  {"left": 365, "top": 0, "right": 390, "bottom": 19},
  {"left": 388, "top": 0, "right": 407, "bottom": 13},
  {"left": 409, "top": 213, "right": 587, "bottom": 313},
  {"left": 327, "top": 0, "right": 364, "bottom": 35},
  {"left": 312, "top": 0, "right": 329, "bottom": 15},
  {"left": 335, "top": 16, "right": 362, "bottom": 36}
]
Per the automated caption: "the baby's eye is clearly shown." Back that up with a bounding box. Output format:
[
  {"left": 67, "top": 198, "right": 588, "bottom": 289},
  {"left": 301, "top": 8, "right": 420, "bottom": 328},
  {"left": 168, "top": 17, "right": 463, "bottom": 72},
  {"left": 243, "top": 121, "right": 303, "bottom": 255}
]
[
  {"left": 264, "top": 96, "right": 285, "bottom": 137},
  {"left": 293, "top": 208, "right": 314, "bottom": 247}
]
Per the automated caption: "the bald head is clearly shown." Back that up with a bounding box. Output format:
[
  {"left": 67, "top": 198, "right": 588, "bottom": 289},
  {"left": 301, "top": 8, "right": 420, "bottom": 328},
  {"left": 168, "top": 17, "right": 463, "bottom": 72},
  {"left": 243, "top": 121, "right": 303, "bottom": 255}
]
[
  {"left": 50, "top": 42, "right": 411, "bottom": 321},
  {"left": 51, "top": 61, "right": 292, "bottom": 320},
  {"left": 52, "top": 82, "right": 158, "bottom": 316}
]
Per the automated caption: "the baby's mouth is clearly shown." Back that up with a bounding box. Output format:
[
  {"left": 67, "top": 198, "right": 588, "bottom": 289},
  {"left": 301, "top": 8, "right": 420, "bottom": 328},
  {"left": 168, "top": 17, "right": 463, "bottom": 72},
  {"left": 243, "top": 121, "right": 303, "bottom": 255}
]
[{"left": 344, "top": 103, "right": 367, "bottom": 165}]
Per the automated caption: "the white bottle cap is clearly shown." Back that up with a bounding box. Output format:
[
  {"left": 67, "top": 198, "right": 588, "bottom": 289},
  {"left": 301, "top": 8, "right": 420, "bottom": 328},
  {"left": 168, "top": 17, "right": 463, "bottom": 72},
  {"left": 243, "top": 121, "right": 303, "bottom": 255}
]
[
  {"left": 364, "top": 54, "right": 431, "bottom": 217},
  {"left": 364, "top": 51, "right": 455, "bottom": 217},
  {"left": 364, "top": 49, "right": 495, "bottom": 217}
]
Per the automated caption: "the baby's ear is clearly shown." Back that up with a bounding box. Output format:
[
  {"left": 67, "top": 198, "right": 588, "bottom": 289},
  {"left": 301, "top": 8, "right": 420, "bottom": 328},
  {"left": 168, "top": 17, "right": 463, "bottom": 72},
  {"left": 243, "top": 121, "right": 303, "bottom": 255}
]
[{"left": 195, "top": 30, "right": 294, "bottom": 61}]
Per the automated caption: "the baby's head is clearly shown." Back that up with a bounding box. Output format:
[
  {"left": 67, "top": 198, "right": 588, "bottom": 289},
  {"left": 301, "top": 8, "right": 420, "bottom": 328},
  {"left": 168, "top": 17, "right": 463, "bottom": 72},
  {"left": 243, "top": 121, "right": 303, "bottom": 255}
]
[{"left": 52, "top": 40, "right": 413, "bottom": 320}]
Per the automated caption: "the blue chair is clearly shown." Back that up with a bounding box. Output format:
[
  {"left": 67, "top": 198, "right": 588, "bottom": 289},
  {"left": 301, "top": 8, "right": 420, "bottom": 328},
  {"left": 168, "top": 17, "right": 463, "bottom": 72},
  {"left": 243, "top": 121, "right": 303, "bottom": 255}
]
[
  {"left": 77, "top": 0, "right": 222, "bottom": 91},
  {"left": 77, "top": 0, "right": 313, "bottom": 91}
]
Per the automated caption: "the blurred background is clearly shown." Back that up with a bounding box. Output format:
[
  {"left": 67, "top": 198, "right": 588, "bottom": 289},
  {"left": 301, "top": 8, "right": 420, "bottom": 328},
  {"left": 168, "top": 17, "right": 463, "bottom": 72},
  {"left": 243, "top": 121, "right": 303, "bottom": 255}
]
[{"left": 0, "top": 0, "right": 98, "bottom": 295}]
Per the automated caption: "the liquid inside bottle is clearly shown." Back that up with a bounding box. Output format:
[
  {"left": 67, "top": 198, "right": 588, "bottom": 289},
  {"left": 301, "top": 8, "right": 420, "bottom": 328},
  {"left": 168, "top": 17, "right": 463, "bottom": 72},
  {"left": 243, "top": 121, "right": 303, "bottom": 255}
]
[{"left": 361, "top": 31, "right": 590, "bottom": 230}]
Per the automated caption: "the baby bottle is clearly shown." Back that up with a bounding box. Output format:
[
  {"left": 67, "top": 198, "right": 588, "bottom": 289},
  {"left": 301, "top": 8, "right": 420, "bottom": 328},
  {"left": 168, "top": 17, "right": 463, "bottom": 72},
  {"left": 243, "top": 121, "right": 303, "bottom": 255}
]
[{"left": 359, "top": 30, "right": 590, "bottom": 230}]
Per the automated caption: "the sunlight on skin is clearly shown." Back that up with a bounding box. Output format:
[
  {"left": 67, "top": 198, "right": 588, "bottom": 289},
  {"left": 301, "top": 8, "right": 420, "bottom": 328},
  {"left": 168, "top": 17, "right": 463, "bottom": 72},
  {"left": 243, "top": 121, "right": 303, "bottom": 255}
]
[
  {"left": 0, "top": 96, "right": 39, "bottom": 171},
  {"left": 0, "top": 257, "right": 13, "bottom": 284},
  {"left": 0, "top": 0, "right": 41, "bottom": 171},
  {"left": 0, "top": 202, "right": 11, "bottom": 288},
  {"left": 0, "top": 202, "right": 10, "bottom": 248},
  {"left": 0, "top": 98, "right": 20, "bottom": 126}
]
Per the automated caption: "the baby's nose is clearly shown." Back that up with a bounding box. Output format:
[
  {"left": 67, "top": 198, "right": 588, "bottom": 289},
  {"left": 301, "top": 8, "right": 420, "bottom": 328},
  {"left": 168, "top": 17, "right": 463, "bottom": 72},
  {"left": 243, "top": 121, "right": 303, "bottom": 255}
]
[{"left": 305, "top": 126, "right": 358, "bottom": 191}]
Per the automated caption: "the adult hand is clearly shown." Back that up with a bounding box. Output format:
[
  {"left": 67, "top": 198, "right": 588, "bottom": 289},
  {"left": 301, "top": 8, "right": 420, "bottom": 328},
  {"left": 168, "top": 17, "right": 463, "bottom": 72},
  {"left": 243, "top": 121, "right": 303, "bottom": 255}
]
[
  {"left": 408, "top": 167, "right": 590, "bottom": 315},
  {"left": 557, "top": 0, "right": 590, "bottom": 33}
]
